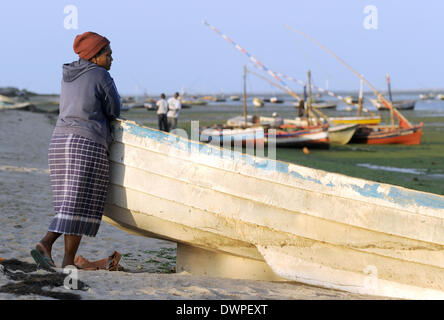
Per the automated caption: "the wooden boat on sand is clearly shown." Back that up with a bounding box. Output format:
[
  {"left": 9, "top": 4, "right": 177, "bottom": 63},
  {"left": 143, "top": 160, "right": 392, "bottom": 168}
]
[
  {"left": 350, "top": 123, "right": 423, "bottom": 145},
  {"left": 0, "top": 101, "right": 35, "bottom": 111},
  {"left": 228, "top": 115, "right": 357, "bottom": 145},
  {"left": 199, "top": 125, "right": 264, "bottom": 146},
  {"left": 200, "top": 122, "right": 329, "bottom": 148},
  {"left": 104, "top": 119, "right": 444, "bottom": 299}
]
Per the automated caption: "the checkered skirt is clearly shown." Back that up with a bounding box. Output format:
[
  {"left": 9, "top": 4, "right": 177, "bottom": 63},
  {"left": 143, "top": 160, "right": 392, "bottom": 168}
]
[{"left": 48, "top": 134, "right": 110, "bottom": 237}]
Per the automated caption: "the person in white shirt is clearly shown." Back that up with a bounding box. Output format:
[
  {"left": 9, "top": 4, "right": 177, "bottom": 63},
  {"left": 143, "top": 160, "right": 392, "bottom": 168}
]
[
  {"left": 167, "top": 92, "right": 182, "bottom": 131},
  {"left": 156, "top": 93, "right": 169, "bottom": 132}
]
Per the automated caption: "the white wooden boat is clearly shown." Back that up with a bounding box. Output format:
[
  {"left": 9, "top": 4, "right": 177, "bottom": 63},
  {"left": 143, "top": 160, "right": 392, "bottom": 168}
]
[
  {"left": 199, "top": 125, "right": 264, "bottom": 145},
  {"left": 104, "top": 119, "right": 444, "bottom": 299}
]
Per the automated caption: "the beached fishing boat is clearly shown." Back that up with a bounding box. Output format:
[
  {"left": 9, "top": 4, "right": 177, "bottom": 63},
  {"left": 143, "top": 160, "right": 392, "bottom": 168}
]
[
  {"left": 199, "top": 125, "right": 264, "bottom": 146},
  {"left": 103, "top": 119, "right": 444, "bottom": 299},
  {"left": 228, "top": 115, "right": 355, "bottom": 145},
  {"left": 0, "top": 101, "right": 34, "bottom": 111},
  {"left": 350, "top": 123, "right": 423, "bottom": 145},
  {"left": 271, "top": 123, "right": 329, "bottom": 148}
]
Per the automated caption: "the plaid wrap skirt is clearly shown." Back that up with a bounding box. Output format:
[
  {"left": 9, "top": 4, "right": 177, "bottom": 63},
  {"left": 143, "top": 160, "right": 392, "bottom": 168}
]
[{"left": 48, "top": 134, "right": 110, "bottom": 237}]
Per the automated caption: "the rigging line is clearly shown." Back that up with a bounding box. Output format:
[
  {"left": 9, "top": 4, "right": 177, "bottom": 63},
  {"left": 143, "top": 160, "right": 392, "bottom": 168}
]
[
  {"left": 202, "top": 20, "right": 301, "bottom": 101},
  {"left": 275, "top": 71, "right": 374, "bottom": 115},
  {"left": 246, "top": 68, "right": 323, "bottom": 121},
  {"left": 283, "top": 24, "right": 412, "bottom": 128},
  {"left": 251, "top": 61, "right": 373, "bottom": 115}
]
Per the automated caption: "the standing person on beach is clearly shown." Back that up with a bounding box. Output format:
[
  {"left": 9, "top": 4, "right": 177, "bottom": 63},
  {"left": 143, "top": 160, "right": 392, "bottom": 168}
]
[
  {"left": 167, "top": 92, "right": 182, "bottom": 131},
  {"left": 156, "top": 93, "right": 169, "bottom": 132},
  {"left": 31, "top": 31, "right": 121, "bottom": 269}
]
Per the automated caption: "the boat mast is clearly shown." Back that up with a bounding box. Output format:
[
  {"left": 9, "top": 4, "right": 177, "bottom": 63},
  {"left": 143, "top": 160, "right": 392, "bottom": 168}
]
[
  {"left": 386, "top": 74, "right": 395, "bottom": 127},
  {"left": 307, "top": 70, "right": 313, "bottom": 125},
  {"left": 358, "top": 76, "right": 364, "bottom": 116},
  {"left": 243, "top": 65, "right": 248, "bottom": 127}
]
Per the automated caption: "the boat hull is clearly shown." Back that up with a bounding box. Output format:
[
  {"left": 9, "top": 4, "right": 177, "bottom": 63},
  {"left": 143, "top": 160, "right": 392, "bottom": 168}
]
[
  {"left": 270, "top": 125, "right": 329, "bottom": 148},
  {"left": 328, "top": 123, "right": 359, "bottom": 144},
  {"left": 312, "top": 101, "right": 337, "bottom": 109},
  {"left": 104, "top": 120, "right": 444, "bottom": 299},
  {"left": 350, "top": 124, "right": 423, "bottom": 145}
]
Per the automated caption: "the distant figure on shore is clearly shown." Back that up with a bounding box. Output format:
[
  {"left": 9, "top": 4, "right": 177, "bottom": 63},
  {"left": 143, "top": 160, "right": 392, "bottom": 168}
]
[
  {"left": 167, "top": 92, "right": 182, "bottom": 131},
  {"left": 156, "top": 93, "right": 169, "bottom": 132},
  {"left": 272, "top": 112, "right": 284, "bottom": 127},
  {"left": 31, "top": 31, "right": 121, "bottom": 270}
]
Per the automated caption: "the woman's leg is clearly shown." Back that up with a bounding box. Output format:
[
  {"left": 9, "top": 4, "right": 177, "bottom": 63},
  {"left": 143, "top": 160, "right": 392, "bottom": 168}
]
[
  {"left": 62, "top": 234, "right": 82, "bottom": 268},
  {"left": 36, "top": 231, "right": 61, "bottom": 267}
]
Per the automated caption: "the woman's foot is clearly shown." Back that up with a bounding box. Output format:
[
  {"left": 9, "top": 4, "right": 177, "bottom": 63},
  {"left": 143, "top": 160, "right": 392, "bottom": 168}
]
[{"left": 35, "top": 242, "right": 56, "bottom": 267}]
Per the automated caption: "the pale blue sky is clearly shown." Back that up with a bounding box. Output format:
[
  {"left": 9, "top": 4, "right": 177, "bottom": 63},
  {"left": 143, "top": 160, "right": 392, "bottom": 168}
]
[{"left": 0, "top": 0, "right": 442, "bottom": 95}]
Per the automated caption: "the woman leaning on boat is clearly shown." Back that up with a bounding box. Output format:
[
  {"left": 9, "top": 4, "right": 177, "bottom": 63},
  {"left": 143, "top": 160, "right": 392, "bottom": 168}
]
[{"left": 31, "top": 31, "right": 121, "bottom": 269}]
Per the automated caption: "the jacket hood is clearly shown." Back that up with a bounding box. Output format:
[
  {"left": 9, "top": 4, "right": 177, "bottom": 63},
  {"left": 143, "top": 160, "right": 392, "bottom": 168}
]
[{"left": 62, "top": 59, "right": 100, "bottom": 82}]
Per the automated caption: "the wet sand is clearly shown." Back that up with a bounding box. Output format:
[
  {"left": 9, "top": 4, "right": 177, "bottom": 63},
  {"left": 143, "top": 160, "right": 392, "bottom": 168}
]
[{"left": 0, "top": 109, "right": 381, "bottom": 300}]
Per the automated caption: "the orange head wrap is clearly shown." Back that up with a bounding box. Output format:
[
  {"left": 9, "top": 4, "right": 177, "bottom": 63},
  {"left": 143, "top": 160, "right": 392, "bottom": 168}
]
[{"left": 73, "top": 31, "right": 110, "bottom": 60}]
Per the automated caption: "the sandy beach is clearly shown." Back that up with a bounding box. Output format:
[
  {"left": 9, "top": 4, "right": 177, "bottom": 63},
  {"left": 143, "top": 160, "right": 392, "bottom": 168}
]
[{"left": 0, "top": 109, "right": 383, "bottom": 300}]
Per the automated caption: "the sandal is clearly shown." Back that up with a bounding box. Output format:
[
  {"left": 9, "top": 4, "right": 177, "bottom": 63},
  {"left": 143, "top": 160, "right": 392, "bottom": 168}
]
[{"left": 30, "top": 249, "right": 56, "bottom": 271}]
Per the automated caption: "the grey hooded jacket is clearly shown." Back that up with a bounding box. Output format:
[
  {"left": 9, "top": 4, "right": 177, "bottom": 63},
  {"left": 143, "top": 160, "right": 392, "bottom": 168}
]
[{"left": 53, "top": 58, "right": 121, "bottom": 150}]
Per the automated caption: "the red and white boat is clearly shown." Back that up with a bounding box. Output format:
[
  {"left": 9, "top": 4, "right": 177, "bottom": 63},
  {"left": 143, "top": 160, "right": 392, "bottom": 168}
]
[
  {"left": 200, "top": 123, "right": 329, "bottom": 148},
  {"left": 270, "top": 124, "right": 329, "bottom": 148}
]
